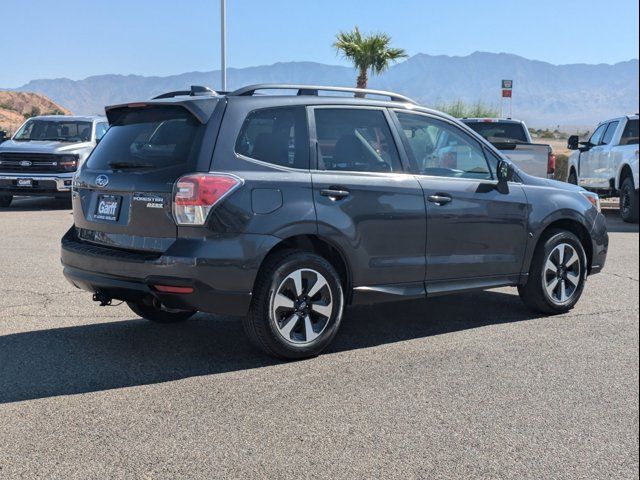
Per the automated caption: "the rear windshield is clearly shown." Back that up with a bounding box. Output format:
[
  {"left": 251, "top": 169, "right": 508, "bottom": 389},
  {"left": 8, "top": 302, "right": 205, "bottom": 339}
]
[
  {"left": 87, "top": 106, "right": 203, "bottom": 170},
  {"left": 14, "top": 119, "right": 92, "bottom": 143},
  {"left": 464, "top": 122, "right": 529, "bottom": 144}
]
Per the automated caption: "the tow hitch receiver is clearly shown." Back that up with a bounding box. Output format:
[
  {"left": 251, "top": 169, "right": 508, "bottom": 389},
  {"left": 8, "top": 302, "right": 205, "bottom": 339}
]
[{"left": 92, "top": 292, "right": 113, "bottom": 306}]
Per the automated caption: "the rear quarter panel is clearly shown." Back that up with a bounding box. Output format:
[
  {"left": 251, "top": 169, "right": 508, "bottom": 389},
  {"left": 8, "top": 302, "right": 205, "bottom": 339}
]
[
  {"left": 612, "top": 145, "right": 639, "bottom": 189},
  {"left": 204, "top": 97, "right": 317, "bottom": 240}
]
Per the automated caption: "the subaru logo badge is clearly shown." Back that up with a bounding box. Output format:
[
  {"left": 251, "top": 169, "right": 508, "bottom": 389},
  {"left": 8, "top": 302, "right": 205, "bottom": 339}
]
[
  {"left": 20, "top": 160, "right": 32, "bottom": 167},
  {"left": 95, "top": 174, "right": 109, "bottom": 188}
]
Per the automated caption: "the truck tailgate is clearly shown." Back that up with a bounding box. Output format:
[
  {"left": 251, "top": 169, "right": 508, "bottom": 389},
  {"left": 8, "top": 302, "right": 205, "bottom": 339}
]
[{"left": 495, "top": 143, "right": 551, "bottom": 178}]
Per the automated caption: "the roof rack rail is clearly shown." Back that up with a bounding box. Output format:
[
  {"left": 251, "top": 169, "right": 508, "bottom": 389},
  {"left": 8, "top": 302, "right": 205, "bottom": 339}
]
[
  {"left": 229, "top": 84, "right": 418, "bottom": 104},
  {"left": 153, "top": 85, "right": 217, "bottom": 100}
]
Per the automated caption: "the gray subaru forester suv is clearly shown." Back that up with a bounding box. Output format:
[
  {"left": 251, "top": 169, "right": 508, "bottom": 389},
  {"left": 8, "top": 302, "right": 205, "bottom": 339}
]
[{"left": 61, "top": 85, "right": 608, "bottom": 359}]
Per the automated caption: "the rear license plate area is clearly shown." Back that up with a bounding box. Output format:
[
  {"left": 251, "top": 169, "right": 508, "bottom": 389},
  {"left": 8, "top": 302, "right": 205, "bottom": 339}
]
[{"left": 94, "top": 194, "right": 122, "bottom": 221}]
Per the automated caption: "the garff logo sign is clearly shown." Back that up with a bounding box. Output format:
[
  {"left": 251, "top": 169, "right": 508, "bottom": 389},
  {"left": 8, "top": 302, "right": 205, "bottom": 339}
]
[{"left": 502, "top": 80, "right": 513, "bottom": 98}]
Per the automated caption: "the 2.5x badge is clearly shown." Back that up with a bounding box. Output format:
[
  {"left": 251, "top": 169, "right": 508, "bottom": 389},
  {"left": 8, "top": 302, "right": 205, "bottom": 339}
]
[{"left": 132, "top": 194, "right": 164, "bottom": 209}]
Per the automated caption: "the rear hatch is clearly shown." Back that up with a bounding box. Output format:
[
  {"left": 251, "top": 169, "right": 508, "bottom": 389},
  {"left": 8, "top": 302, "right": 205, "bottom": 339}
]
[{"left": 73, "top": 104, "right": 215, "bottom": 252}]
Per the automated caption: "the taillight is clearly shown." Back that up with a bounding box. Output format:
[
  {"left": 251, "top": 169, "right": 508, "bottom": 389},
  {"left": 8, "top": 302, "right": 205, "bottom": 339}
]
[
  {"left": 547, "top": 152, "right": 556, "bottom": 176},
  {"left": 172, "top": 173, "right": 242, "bottom": 225}
]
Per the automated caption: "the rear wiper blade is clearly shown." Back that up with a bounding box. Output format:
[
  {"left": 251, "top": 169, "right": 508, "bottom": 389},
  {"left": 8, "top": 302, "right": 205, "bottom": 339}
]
[{"left": 108, "top": 161, "right": 154, "bottom": 170}]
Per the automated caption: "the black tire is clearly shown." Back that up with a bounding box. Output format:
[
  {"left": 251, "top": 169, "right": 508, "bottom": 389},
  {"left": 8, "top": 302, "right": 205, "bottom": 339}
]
[
  {"left": 568, "top": 170, "right": 578, "bottom": 185},
  {"left": 620, "top": 176, "right": 639, "bottom": 223},
  {"left": 243, "top": 250, "right": 345, "bottom": 360},
  {"left": 0, "top": 195, "right": 13, "bottom": 208},
  {"left": 518, "top": 229, "right": 587, "bottom": 315},
  {"left": 126, "top": 300, "right": 195, "bottom": 323}
]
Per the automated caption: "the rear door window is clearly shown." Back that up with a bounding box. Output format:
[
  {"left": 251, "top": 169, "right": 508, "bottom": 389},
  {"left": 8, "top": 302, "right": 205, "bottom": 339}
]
[
  {"left": 87, "top": 107, "right": 204, "bottom": 170},
  {"left": 235, "top": 107, "right": 309, "bottom": 169},
  {"left": 313, "top": 108, "right": 402, "bottom": 172},
  {"left": 601, "top": 121, "right": 620, "bottom": 145},
  {"left": 620, "top": 119, "right": 639, "bottom": 145}
]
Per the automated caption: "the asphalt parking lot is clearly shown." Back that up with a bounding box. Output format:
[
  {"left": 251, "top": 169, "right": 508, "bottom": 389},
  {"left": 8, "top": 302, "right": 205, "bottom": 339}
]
[{"left": 0, "top": 197, "right": 638, "bottom": 479}]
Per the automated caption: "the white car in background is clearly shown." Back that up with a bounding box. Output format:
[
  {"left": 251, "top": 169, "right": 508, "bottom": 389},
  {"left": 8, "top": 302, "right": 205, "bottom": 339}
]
[{"left": 567, "top": 114, "right": 639, "bottom": 223}]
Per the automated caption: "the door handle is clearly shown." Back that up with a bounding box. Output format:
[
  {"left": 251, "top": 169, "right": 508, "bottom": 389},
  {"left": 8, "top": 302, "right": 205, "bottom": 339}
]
[
  {"left": 320, "top": 188, "right": 350, "bottom": 200},
  {"left": 427, "top": 194, "right": 452, "bottom": 205}
]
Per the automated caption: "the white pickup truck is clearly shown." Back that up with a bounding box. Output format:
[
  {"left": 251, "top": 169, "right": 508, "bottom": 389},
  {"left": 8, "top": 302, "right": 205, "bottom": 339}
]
[
  {"left": 462, "top": 118, "right": 555, "bottom": 179},
  {"left": 567, "top": 114, "right": 639, "bottom": 223}
]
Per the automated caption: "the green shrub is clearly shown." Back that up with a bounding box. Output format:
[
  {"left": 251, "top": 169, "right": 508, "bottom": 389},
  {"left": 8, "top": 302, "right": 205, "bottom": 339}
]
[
  {"left": 539, "top": 130, "right": 555, "bottom": 139},
  {"left": 23, "top": 106, "right": 41, "bottom": 119},
  {"left": 434, "top": 100, "right": 498, "bottom": 118},
  {"left": 555, "top": 154, "right": 569, "bottom": 181}
]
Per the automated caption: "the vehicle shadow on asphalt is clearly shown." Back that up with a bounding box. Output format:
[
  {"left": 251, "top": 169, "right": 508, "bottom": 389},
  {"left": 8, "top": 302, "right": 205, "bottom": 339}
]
[
  {"left": 0, "top": 289, "right": 542, "bottom": 404},
  {"left": 1, "top": 197, "right": 71, "bottom": 212},
  {"left": 602, "top": 209, "right": 639, "bottom": 233}
]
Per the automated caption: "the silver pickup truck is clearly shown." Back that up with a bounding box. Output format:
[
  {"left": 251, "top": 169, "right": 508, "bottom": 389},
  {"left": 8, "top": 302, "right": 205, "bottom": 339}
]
[
  {"left": 462, "top": 118, "right": 555, "bottom": 179},
  {"left": 0, "top": 115, "right": 108, "bottom": 207}
]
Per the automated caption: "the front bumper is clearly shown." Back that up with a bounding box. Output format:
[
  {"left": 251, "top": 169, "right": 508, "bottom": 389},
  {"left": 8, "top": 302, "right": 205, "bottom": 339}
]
[
  {"left": 589, "top": 212, "right": 609, "bottom": 274},
  {"left": 0, "top": 173, "right": 74, "bottom": 196},
  {"left": 61, "top": 227, "right": 279, "bottom": 316}
]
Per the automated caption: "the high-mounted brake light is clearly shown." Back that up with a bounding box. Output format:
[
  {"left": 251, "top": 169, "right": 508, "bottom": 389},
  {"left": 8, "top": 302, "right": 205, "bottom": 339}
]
[{"left": 172, "top": 173, "right": 242, "bottom": 225}]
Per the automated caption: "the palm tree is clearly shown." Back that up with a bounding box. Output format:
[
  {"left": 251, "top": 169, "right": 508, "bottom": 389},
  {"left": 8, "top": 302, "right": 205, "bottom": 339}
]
[{"left": 333, "top": 26, "right": 407, "bottom": 94}]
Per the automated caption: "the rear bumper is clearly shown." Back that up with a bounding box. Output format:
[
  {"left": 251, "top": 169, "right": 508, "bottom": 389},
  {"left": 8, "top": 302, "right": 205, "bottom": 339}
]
[
  {"left": 0, "top": 173, "right": 74, "bottom": 196},
  {"left": 61, "top": 227, "right": 280, "bottom": 316}
]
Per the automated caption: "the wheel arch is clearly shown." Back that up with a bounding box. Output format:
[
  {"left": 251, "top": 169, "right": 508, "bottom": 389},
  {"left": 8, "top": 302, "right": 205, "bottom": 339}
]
[
  {"left": 616, "top": 162, "right": 634, "bottom": 190},
  {"left": 569, "top": 165, "right": 578, "bottom": 179},
  {"left": 532, "top": 218, "right": 594, "bottom": 275},
  {"left": 255, "top": 234, "right": 353, "bottom": 303}
]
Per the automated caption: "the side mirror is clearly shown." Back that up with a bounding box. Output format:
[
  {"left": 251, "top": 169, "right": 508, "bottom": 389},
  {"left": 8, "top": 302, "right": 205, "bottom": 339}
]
[
  {"left": 497, "top": 159, "right": 514, "bottom": 183},
  {"left": 567, "top": 135, "right": 579, "bottom": 150}
]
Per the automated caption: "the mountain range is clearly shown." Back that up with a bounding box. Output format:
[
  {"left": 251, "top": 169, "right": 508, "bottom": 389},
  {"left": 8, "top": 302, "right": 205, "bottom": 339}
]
[{"left": 9, "top": 52, "right": 640, "bottom": 129}]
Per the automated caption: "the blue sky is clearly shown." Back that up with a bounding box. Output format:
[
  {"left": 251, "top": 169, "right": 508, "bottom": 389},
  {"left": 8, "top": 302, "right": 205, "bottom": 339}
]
[{"left": 1, "top": 0, "right": 638, "bottom": 87}]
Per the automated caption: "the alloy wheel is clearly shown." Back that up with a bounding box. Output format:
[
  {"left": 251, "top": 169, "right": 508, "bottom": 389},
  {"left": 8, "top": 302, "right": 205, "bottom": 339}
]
[
  {"left": 271, "top": 268, "right": 333, "bottom": 345},
  {"left": 543, "top": 243, "right": 581, "bottom": 305}
]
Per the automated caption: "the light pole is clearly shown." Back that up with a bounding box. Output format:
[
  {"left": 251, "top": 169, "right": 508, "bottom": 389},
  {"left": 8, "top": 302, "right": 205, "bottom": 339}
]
[{"left": 220, "top": 0, "right": 227, "bottom": 91}]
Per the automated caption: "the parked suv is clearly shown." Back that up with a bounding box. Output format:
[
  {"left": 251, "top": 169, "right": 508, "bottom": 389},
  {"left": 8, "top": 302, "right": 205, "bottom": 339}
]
[
  {"left": 61, "top": 85, "right": 608, "bottom": 359},
  {"left": 0, "top": 115, "right": 108, "bottom": 207}
]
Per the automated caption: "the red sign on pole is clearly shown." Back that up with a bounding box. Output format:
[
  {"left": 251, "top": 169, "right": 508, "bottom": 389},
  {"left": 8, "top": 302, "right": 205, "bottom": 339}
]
[{"left": 502, "top": 89, "right": 512, "bottom": 98}]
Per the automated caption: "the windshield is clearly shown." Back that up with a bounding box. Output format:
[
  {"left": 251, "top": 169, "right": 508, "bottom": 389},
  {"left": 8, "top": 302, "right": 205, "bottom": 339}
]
[
  {"left": 86, "top": 106, "right": 204, "bottom": 170},
  {"left": 465, "top": 122, "right": 529, "bottom": 144},
  {"left": 14, "top": 119, "right": 92, "bottom": 143}
]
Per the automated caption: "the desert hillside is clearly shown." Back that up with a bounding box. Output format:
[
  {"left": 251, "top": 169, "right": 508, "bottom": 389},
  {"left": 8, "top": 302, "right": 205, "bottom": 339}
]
[{"left": 0, "top": 91, "right": 72, "bottom": 135}]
